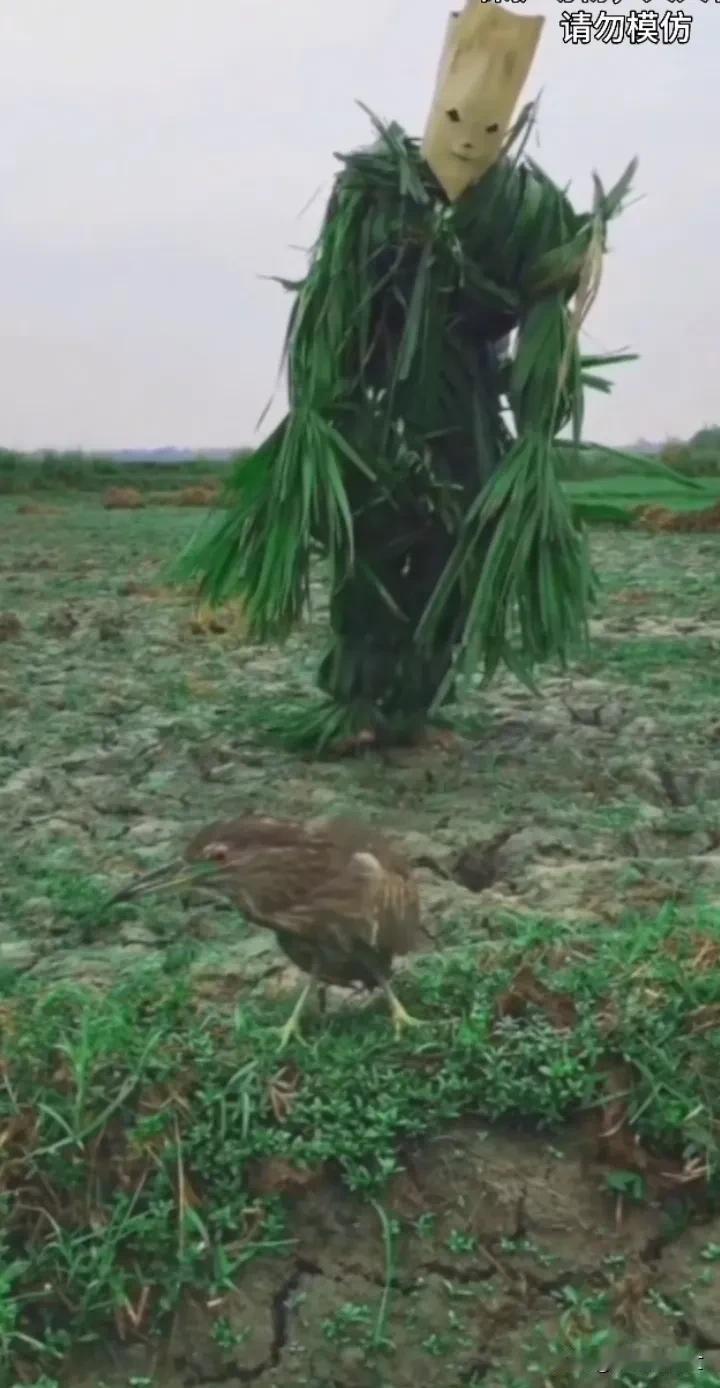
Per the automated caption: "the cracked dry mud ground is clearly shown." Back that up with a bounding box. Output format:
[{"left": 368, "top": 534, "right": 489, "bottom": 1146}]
[
  {"left": 2, "top": 499, "right": 720, "bottom": 1384},
  {"left": 64, "top": 1126, "right": 720, "bottom": 1387}
]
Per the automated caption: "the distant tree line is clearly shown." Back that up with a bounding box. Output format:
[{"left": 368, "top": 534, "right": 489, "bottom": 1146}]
[{"left": 661, "top": 426, "right": 720, "bottom": 475}]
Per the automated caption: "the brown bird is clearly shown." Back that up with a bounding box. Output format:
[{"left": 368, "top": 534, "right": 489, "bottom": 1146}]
[{"left": 111, "top": 815, "right": 422, "bottom": 1049}]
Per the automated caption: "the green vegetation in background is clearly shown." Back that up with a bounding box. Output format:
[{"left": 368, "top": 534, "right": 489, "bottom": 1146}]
[
  {"left": 565, "top": 473, "right": 720, "bottom": 515},
  {"left": 2, "top": 434, "right": 719, "bottom": 498},
  {"left": 0, "top": 449, "right": 243, "bottom": 495},
  {"left": 661, "top": 425, "right": 720, "bottom": 477}
]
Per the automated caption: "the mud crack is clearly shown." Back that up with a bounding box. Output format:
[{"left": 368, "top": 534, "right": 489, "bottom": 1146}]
[
  {"left": 269, "top": 1257, "right": 322, "bottom": 1367},
  {"left": 182, "top": 1258, "right": 322, "bottom": 1385}
]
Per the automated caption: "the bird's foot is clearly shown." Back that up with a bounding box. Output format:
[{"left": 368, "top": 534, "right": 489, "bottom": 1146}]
[
  {"left": 385, "top": 989, "right": 424, "bottom": 1039},
  {"left": 380, "top": 979, "right": 423, "bottom": 1038}
]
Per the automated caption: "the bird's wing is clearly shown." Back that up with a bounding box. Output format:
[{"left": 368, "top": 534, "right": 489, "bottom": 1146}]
[
  {"left": 377, "top": 870, "right": 421, "bottom": 958},
  {"left": 276, "top": 850, "right": 419, "bottom": 963}
]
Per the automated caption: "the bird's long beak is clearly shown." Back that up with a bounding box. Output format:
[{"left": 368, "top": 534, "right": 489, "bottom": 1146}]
[{"left": 109, "top": 856, "right": 211, "bottom": 904}]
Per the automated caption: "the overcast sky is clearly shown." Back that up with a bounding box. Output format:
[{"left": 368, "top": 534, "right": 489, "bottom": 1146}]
[{"left": 1, "top": 0, "right": 717, "bottom": 451}]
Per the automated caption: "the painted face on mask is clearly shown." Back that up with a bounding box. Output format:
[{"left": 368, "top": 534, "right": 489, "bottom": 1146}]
[{"left": 422, "top": 2, "right": 544, "bottom": 201}]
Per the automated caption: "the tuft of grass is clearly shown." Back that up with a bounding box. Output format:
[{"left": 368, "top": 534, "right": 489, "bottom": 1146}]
[{"left": 2, "top": 906, "right": 720, "bottom": 1376}]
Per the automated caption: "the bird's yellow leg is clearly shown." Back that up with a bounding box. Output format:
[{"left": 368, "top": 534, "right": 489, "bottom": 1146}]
[
  {"left": 380, "top": 979, "right": 422, "bottom": 1038},
  {"left": 277, "top": 981, "right": 314, "bottom": 1051},
  {"left": 277, "top": 961, "right": 320, "bottom": 1052}
]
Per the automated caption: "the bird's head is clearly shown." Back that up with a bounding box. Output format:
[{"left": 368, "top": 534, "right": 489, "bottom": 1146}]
[{"left": 109, "top": 829, "right": 238, "bottom": 904}]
